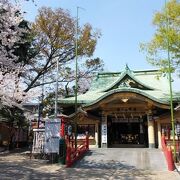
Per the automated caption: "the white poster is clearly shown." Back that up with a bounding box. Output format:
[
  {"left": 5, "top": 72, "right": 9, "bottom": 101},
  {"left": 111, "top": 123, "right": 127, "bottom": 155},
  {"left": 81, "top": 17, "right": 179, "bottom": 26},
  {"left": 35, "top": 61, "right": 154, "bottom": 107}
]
[
  {"left": 102, "top": 124, "right": 107, "bottom": 143},
  {"left": 44, "top": 119, "right": 61, "bottom": 154}
]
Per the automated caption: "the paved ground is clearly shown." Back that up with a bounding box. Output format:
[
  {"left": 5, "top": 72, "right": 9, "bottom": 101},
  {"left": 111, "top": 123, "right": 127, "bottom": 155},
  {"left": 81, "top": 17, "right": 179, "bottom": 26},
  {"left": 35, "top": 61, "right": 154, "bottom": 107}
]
[
  {"left": 75, "top": 148, "right": 167, "bottom": 170},
  {"left": 0, "top": 148, "right": 180, "bottom": 180}
]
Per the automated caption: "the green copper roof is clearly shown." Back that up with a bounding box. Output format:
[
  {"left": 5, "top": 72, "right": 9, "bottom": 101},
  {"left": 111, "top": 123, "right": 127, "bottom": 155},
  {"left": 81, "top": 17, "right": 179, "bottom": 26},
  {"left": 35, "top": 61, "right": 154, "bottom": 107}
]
[
  {"left": 83, "top": 88, "right": 171, "bottom": 108},
  {"left": 60, "top": 66, "right": 180, "bottom": 107},
  {"left": 60, "top": 88, "right": 172, "bottom": 105},
  {"left": 102, "top": 67, "right": 154, "bottom": 91},
  {"left": 89, "top": 67, "right": 169, "bottom": 92}
]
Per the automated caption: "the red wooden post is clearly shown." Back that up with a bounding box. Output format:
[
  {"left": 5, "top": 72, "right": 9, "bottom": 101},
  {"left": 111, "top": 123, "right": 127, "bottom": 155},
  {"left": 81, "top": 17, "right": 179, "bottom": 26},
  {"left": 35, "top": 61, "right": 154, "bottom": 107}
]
[
  {"left": 161, "top": 135, "right": 166, "bottom": 149},
  {"left": 71, "top": 135, "right": 74, "bottom": 148},
  {"left": 167, "top": 146, "right": 175, "bottom": 171},
  {"left": 161, "top": 135, "right": 175, "bottom": 171},
  {"left": 66, "top": 146, "right": 72, "bottom": 167},
  {"left": 60, "top": 117, "right": 65, "bottom": 138},
  {"left": 86, "top": 135, "right": 89, "bottom": 150}
]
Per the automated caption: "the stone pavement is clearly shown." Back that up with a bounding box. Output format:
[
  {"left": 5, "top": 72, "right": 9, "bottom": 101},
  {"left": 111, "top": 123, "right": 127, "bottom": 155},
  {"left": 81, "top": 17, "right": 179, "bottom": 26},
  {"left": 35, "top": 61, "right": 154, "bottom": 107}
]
[
  {"left": 0, "top": 149, "right": 180, "bottom": 180},
  {"left": 74, "top": 148, "right": 167, "bottom": 170}
]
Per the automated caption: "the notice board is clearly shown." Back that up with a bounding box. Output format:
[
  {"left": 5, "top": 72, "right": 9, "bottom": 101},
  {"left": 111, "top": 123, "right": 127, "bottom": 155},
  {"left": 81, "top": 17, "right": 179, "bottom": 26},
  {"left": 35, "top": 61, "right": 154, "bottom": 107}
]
[{"left": 44, "top": 119, "right": 61, "bottom": 153}]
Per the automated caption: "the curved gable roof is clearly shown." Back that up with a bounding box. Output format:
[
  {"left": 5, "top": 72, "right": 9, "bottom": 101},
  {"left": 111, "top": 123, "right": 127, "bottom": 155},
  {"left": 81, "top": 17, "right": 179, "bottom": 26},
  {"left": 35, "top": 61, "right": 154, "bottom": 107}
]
[
  {"left": 102, "top": 66, "right": 155, "bottom": 92},
  {"left": 89, "top": 65, "right": 162, "bottom": 93},
  {"left": 83, "top": 88, "right": 170, "bottom": 109},
  {"left": 60, "top": 66, "right": 179, "bottom": 108}
]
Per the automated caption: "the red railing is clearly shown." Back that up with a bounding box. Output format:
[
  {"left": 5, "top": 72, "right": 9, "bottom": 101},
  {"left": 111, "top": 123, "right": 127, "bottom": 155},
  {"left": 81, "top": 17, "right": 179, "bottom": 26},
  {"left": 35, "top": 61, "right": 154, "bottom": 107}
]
[
  {"left": 161, "top": 135, "right": 175, "bottom": 171},
  {"left": 66, "top": 135, "right": 89, "bottom": 167}
]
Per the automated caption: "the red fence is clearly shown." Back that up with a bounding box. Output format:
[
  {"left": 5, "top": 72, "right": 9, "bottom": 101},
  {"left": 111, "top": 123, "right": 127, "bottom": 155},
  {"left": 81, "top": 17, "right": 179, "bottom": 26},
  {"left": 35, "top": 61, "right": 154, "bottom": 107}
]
[
  {"left": 161, "top": 136, "right": 175, "bottom": 171},
  {"left": 66, "top": 135, "right": 89, "bottom": 167}
]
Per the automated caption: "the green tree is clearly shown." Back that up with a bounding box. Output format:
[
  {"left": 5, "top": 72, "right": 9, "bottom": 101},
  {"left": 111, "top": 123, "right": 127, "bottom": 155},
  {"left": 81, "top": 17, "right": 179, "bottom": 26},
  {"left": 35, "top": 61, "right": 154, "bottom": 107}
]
[
  {"left": 24, "top": 7, "right": 103, "bottom": 92},
  {"left": 140, "top": 0, "right": 180, "bottom": 74}
]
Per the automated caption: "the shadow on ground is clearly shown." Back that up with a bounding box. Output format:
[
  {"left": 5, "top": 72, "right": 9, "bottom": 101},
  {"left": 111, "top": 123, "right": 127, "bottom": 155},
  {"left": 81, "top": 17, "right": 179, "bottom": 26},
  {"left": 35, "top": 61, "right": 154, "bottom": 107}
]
[
  {"left": 0, "top": 153, "right": 154, "bottom": 180},
  {"left": 0, "top": 149, "right": 179, "bottom": 180}
]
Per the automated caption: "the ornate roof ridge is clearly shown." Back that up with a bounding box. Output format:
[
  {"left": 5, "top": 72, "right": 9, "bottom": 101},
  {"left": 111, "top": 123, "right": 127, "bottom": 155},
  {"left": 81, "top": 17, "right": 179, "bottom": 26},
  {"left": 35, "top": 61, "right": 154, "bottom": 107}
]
[
  {"left": 102, "top": 66, "right": 155, "bottom": 92},
  {"left": 98, "top": 69, "right": 160, "bottom": 76}
]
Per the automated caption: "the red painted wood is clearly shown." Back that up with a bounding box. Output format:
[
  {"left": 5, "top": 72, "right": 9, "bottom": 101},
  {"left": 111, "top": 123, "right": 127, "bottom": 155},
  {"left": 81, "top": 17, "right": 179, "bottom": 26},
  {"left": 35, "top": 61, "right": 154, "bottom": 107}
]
[
  {"left": 66, "top": 146, "right": 72, "bottom": 167},
  {"left": 161, "top": 136, "right": 175, "bottom": 171},
  {"left": 66, "top": 135, "right": 89, "bottom": 168},
  {"left": 60, "top": 117, "right": 65, "bottom": 137}
]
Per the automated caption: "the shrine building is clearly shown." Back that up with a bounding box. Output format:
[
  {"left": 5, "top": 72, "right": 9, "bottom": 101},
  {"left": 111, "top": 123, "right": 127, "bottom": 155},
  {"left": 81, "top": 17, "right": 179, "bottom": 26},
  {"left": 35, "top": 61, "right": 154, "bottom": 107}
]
[{"left": 60, "top": 66, "right": 180, "bottom": 148}]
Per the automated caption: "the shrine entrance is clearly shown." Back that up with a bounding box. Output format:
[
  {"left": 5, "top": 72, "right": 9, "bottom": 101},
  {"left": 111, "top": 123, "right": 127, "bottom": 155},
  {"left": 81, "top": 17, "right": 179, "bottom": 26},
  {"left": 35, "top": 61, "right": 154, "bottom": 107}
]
[
  {"left": 107, "top": 116, "right": 148, "bottom": 147},
  {"left": 84, "top": 92, "right": 170, "bottom": 148}
]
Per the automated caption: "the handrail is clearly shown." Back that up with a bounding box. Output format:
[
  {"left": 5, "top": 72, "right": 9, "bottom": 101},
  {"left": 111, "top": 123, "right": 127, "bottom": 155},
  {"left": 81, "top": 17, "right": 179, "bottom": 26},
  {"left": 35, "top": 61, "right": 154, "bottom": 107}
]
[
  {"left": 66, "top": 135, "right": 89, "bottom": 167},
  {"left": 161, "top": 135, "right": 175, "bottom": 171}
]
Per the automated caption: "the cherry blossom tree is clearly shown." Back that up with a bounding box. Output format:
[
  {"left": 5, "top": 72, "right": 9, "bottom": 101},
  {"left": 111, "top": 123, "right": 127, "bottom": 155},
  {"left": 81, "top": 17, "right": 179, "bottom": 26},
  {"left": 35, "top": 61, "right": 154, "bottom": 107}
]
[
  {"left": 0, "top": 0, "right": 39, "bottom": 109},
  {"left": 0, "top": 1, "right": 40, "bottom": 150}
]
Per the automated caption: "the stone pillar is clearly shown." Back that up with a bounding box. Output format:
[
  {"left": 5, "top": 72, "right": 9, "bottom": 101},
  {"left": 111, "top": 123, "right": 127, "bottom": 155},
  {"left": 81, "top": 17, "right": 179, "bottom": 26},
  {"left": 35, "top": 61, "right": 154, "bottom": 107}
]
[
  {"left": 95, "top": 124, "right": 98, "bottom": 148},
  {"left": 158, "top": 122, "right": 162, "bottom": 149},
  {"left": 147, "top": 114, "right": 155, "bottom": 148},
  {"left": 101, "top": 114, "right": 107, "bottom": 148}
]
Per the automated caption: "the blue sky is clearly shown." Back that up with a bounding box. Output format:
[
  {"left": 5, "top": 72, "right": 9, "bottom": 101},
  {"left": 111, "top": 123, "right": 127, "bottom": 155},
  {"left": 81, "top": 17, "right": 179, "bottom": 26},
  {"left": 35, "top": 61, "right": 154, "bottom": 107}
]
[{"left": 19, "top": 0, "right": 180, "bottom": 90}]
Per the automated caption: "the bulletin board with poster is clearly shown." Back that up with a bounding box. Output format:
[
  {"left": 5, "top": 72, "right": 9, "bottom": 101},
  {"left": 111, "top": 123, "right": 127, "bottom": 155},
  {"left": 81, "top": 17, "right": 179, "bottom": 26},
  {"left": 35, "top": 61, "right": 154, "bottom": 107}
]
[{"left": 44, "top": 119, "right": 61, "bottom": 154}]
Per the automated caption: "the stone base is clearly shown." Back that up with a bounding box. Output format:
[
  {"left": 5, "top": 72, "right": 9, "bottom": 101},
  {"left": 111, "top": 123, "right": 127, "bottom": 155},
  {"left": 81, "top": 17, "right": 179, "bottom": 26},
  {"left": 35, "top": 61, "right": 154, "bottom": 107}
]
[
  {"left": 101, "top": 143, "right": 107, "bottom": 148},
  {"left": 149, "top": 143, "right": 155, "bottom": 148}
]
